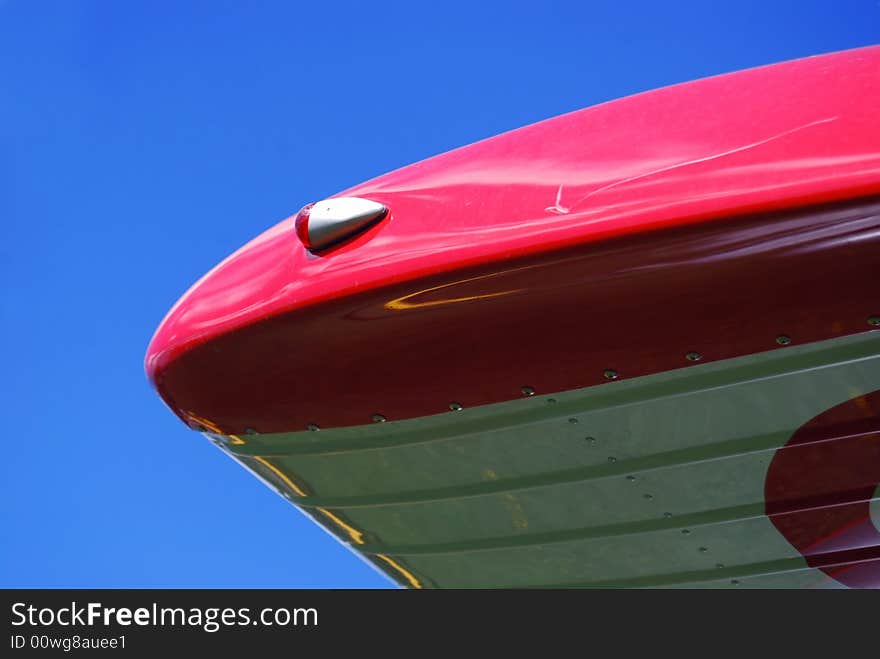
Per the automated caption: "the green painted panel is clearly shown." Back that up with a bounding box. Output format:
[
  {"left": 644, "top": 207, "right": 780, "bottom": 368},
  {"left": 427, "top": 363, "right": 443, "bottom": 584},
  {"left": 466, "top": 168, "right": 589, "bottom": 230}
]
[{"left": 206, "top": 331, "right": 880, "bottom": 588}]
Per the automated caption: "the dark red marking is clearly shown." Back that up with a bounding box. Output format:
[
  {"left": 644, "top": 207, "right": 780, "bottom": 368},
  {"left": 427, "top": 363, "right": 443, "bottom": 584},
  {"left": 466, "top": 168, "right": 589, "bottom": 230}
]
[{"left": 766, "top": 391, "right": 880, "bottom": 588}]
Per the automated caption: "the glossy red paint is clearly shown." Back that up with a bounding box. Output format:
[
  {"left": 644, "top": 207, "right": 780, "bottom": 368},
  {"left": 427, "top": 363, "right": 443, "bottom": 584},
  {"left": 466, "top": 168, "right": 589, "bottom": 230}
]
[
  {"left": 151, "top": 198, "right": 880, "bottom": 433},
  {"left": 766, "top": 390, "right": 880, "bottom": 589},
  {"left": 146, "top": 46, "right": 880, "bottom": 433},
  {"left": 293, "top": 203, "right": 315, "bottom": 249}
]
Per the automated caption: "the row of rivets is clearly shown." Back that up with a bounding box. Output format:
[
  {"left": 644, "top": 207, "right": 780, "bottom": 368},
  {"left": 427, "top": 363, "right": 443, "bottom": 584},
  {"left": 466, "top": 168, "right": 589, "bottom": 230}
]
[
  {"left": 577, "top": 429, "right": 736, "bottom": 580},
  {"left": 310, "top": 316, "right": 880, "bottom": 431}
]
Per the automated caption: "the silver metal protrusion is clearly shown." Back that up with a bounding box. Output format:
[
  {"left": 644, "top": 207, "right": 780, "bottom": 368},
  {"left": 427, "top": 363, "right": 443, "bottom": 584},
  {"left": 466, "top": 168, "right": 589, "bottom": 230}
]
[{"left": 295, "top": 197, "right": 388, "bottom": 251}]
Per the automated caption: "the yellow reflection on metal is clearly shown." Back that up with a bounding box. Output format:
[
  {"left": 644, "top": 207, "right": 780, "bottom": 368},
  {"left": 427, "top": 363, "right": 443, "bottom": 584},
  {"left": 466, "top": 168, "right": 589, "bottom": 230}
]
[
  {"left": 186, "top": 415, "right": 369, "bottom": 550},
  {"left": 253, "top": 457, "right": 368, "bottom": 547},
  {"left": 502, "top": 493, "right": 530, "bottom": 530},
  {"left": 317, "top": 508, "right": 365, "bottom": 545},
  {"left": 253, "top": 456, "right": 309, "bottom": 497},
  {"left": 186, "top": 411, "right": 246, "bottom": 445},
  {"left": 384, "top": 272, "right": 524, "bottom": 311},
  {"left": 376, "top": 554, "right": 423, "bottom": 589},
  {"left": 483, "top": 470, "right": 528, "bottom": 528}
]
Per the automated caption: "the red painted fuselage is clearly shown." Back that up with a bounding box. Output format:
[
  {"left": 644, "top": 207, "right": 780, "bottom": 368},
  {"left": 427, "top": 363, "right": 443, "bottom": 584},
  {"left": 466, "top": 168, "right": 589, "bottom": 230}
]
[{"left": 146, "top": 47, "right": 880, "bottom": 588}]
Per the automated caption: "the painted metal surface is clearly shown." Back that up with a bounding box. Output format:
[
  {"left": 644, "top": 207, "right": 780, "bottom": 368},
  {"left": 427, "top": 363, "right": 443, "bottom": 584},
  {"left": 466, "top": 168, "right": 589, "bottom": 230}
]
[
  {"left": 151, "top": 197, "right": 880, "bottom": 434},
  {"left": 144, "top": 46, "right": 880, "bottom": 587},
  {"left": 207, "top": 332, "right": 880, "bottom": 588},
  {"left": 146, "top": 46, "right": 880, "bottom": 433},
  {"left": 765, "top": 390, "right": 880, "bottom": 588}
]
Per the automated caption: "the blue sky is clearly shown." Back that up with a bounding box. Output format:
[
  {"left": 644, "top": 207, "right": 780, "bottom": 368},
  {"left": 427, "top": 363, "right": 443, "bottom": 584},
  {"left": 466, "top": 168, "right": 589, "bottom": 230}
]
[{"left": 1, "top": 1, "right": 876, "bottom": 587}]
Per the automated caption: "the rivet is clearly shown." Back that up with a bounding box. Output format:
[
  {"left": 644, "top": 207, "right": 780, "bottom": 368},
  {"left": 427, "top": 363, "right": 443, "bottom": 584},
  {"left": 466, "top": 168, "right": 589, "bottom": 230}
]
[
  {"left": 776, "top": 335, "right": 791, "bottom": 346},
  {"left": 715, "top": 563, "right": 725, "bottom": 569},
  {"left": 547, "top": 398, "right": 557, "bottom": 404},
  {"left": 643, "top": 493, "right": 654, "bottom": 500},
  {"left": 584, "top": 436, "right": 596, "bottom": 444},
  {"left": 568, "top": 418, "right": 579, "bottom": 424},
  {"left": 372, "top": 414, "right": 386, "bottom": 423},
  {"left": 521, "top": 386, "right": 535, "bottom": 396},
  {"left": 730, "top": 579, "right": 740, "bottom": 585},
  {"left": 698, "top": 547, "right": 708, "bottom": 553},
  {"left": 449, "top": 402, "right": 463, "bottom": 411},
  {"left": 663, "top": 512, "right": 673, "bottom": 518},
  {"left": 307, "top": 423, "right": 320, "bottom": 432},
  {"left": 868, "top": 316, "right": 880, "bottom": 327},
  {"left": 685, "top": 351, "right": 702, "bottom": 362},
  {"left": 607, "top": 456, "right": 617, "bottom": 463},
  {"left": 682, "top": 529, "right": 691, "bottom": 535},
  {"left": 603, "top": 369, "right": 618, "bottom": 380},
  {"left": 626, "top": 475, "right": 636, "bottom": 482}
]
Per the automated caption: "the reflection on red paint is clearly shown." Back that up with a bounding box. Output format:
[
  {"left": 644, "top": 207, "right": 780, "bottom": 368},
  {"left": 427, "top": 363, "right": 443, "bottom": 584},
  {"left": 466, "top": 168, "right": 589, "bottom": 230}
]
[
  {"left": 151, "top": 198, "right": 880, "bottom": 433},
  {"left": 294, "top": 203, "right": 315, "bottom": 249},
  {"left": 145, "top": 47, "right": 880, "bottom": 433}
]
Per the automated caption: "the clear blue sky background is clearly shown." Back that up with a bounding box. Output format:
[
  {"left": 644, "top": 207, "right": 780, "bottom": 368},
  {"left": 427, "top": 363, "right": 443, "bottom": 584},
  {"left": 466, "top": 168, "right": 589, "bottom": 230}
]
[{"left": 1, "top": 1, "right": 876, "bottom": 587}]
